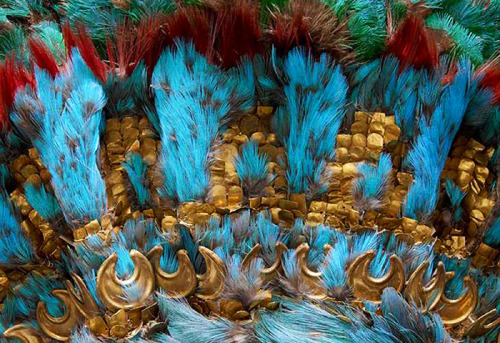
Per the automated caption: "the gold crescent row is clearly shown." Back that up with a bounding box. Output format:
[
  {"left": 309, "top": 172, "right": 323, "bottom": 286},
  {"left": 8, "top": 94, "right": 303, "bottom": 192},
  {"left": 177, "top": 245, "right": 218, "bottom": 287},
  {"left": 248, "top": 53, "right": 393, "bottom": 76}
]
[{"left": 8, "top": 245, "right": 499, "bottom": 341}]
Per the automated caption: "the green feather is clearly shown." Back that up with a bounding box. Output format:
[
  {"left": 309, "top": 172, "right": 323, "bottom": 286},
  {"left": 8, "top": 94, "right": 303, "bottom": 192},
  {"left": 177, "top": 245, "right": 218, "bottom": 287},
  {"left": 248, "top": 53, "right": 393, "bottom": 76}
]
[
  {"left": 0, "top": 26, "right": 26, "bottom": 61},
  {"left": 426, "top": 13, "right": 484, "bottom": 65},
  {"left": 33, "top": 21, "right": 66, "bottom": 64},
  {"left": 348, "top": 0, "right": 387, "bottom": 60}
]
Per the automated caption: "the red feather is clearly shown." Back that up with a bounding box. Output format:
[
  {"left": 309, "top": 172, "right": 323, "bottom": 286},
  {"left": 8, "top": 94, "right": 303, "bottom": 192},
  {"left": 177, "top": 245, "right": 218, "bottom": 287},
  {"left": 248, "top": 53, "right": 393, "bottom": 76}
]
[
  {"left": 269, "top": 9, "right": 310, "bottom": 56},
  {"left": 385, "top": 15, "right": 439, "bottom": 70},
  {"left": 480, "top": 66, "right": 500, "bottom": 105},
  {"left": 106, "top": 38, "right": 117, "bottom": 71},
  {"left": 62, "top": 22, "right": 77, "bottom": 54},
  {"left": 73, "top": 24, "right": 109, "bottom": 83},
  {"left": 0, "top": 57, "right": 35, "bottom": 131},
  {"left": 166, "top": 8, "right": 217, "bottom": 62},
  {"left": 29, "top": 39, "right": 60, "bottom": 78},
  {"left": 215, "top": 0, "right": 263, "bottom": 68},
  {"left": 117, "top": 15, "right": 170, "bottom": 77}
]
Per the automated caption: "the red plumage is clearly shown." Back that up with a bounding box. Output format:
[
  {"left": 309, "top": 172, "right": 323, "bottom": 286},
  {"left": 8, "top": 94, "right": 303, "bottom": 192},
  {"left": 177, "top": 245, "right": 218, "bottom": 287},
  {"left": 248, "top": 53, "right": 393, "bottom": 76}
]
[
  {"left": 268, "top": 8, "right": 311, "bottom": 56},
  {"left": 480, "top": 66, "right": 500, "bottom": 104},
  {"left": 28, "top": 39, "right": 60, "bottom": 78},
  {"left": 166, "top": 8, "right": 217, "bottom": 62},
  {"left": 0, "top": 57, "right": 35, "bottom": 131},
  {"left": 385, "top": 15, "right": 439, "bottom": 70},
  {"left": 62, "top": 22, "right": 78, "bottom": 54},
  {"left": 115, "top": 15, "right": 170, "bottom": 77},
  {"left": 215, "top": 0, "right": 263, "bottom": 68},
  {"left": 73, "top": 24, "right": 109, "bottom": 83}
]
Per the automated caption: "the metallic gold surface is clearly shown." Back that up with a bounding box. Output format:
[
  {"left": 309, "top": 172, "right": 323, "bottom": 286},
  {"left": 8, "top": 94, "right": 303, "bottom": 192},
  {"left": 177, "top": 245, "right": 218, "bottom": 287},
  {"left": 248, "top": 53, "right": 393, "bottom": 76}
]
[
  {"left": 261, "top": 242, "right": 288, "bottom": 280},
  {"left": 65, "top": 272, "right": 99, "bottom": 319},
  {"left": 196, "top": 246, "right": 226, "bottom": 300},
  {"left": 4, "top": 324, "right": 46, "bottom": 343},
  {"left": 148, "top": 245, "right": 197, "bottom": 298},
  {"left": 466, "top": 309, "right": 500, "bottom": 339},
  {"left": 242, "top": 244, "right": 262, "bottom": 270},
  {"left": 37, "top": 290, "right": 79, "bottom": 342},
  {"left": 295, "top": 243, "right": 326, "bottom": 299},
  {"left": 347, "top": 250, "right": 405, "bottom": 303},
  {"left": 97, "top": 249, "right": 155, "bottom": 311},
  {"left": 405, "top": 261, "right": 448, "bottom": 312},
  {"left": 437, "top": 276, "right": 478, "bottom": 326},
  {"left": 89, "top": 316, "right": 109, "bottom": 337},
  {"left": 242, "top": 242, "right": 288, "bottom": 283}
]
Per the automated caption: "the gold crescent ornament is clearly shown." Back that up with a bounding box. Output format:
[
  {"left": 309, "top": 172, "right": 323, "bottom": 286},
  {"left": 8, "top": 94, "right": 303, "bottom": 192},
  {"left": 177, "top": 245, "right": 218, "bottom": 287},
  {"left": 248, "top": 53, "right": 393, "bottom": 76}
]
[
  {"left": 96, "top": 249, "right": 155, "bottom": 312},
  {"left": 196, "top": 246, "right": 226, "bottom": 300},
  {"left": 405, "top": 261, "right": 448, "bottom": 312},
  {"left": 437, "top": 276, "right": 478, "bottom": 326},
  {"left": 347, "top": 250, "right": 405, "bottom": 303},
  {"left": 242, "top": 242, "right": 288, "bottom": 283},
  {"left": 4, "top": 324, "right": 46, "bottom": 343},
  {"left": 242, "top": 244, "right": 262, "bottom": 270},
  {"left": 65, "top": 272, "right": 100, "bottom": 319},
  {"left": 466, "top": 309, "right": 500, "bottom": 339},
  {"left": 148, "top": 245, "right": 197, "bottom": 298},
  {"left": 262, "top": 242, "right": 288, "bottom": 278},
  {"left": 36, "top": 289, "right": 79, "bottom": 342},
  {"left": 295, "top": 243, "right": 326, "bottom": 299}
]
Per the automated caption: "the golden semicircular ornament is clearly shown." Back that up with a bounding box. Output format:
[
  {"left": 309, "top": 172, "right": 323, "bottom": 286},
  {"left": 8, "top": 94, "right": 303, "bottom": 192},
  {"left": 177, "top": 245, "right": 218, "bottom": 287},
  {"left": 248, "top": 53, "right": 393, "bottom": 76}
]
[
  {"left": 96, "top": 249, "right": 155, "bottom": 312},
  {"left": 65, "top": 272, "right": 100, "bottom": 319},
  {"left": 4, "top": 324, "right": 46, "bottom": 343},
  {"left": 405, "top": 261, "right": 448, "bottom": 312},
  {"left": 261, "top": 242, "right": 288, "bottom": 277},
  {"left": 36, "top": 289, "right": 79, "bottom": 342},
  {"left": 347, "top": 250, "right": 405, "bottom": 303},
  {"left": 466, "top": 309, "right": 500, "bottom": 339},
  {"left": 295, "top": 243, "right": 326, "bottom": 299},
  {"left": 242, "top": 244, "right": 262, "bottom": 270},
  {"left": 196, "top": 246, "right": 226, "bottom": 300},
  {"left": 437, "top": 275, "right": 478, "bottom": 326},
  {"left": 148, "top": 245, "right": 197, "bottom": 298},
  {"left": 242, "top": 242, "right": 288, "bottom": 283}
]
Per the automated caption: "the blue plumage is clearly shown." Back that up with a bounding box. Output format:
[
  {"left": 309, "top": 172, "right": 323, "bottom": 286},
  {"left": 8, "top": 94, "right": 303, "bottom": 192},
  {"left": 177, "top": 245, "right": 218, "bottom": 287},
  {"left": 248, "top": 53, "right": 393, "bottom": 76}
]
[
  {"left": 484, "top": 216, "right": 500, "bottom": 247},
  {"left": 404, "top": 59, "right": 473, "bottom": 221},
  {"left": 272, "top": 48, "right": 348, "bottom": 196},
  {"left": 255, "top": 298, "right": 352, "bottom": 343},
  {"left": 444, "top": 179, "right": 466, "bottom": 224},
  {"left": 23, "top": 181, "right": 62, "bottom": 222},
  {"left": 151, "top": 41, "right": 255, "bottom": 202},
  {"left": 11, "top": 49, "right": 107, "bottom": 228},
  {"left": 353, "top": 153, "right": 393, "bottom": 213},
  {"left": 157, "top": 294, "right": 255, "bottom": 343},
  {"left": 159, "top": 242, "right": 179, "bottom": 274},
  {"left": 320, "top": 235, "right": 349, "bottom": 297},
  {"left": 234, "top": 139, "right": 270, "bottom": 197},
  {"left": 122, "top": 152, "right": 152, "bottom": 208},
  {"left": 0, "top": 189, "right": 36, "bottom": 267},
  {"left": 0, "top": 274, "right": 64, "bottom": 332}
]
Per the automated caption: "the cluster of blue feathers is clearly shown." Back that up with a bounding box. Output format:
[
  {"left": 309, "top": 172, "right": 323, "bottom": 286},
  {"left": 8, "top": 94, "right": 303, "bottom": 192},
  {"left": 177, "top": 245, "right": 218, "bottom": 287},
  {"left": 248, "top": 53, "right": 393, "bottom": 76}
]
[
  {"left": 10, "top": 50, "right": 108, "bottom": 228},
  {"left": 0, "top": 37, "right": 499, "bottom": 342},
  {"left": 52, "top": 212, "right": 500, "bottom": 343}
]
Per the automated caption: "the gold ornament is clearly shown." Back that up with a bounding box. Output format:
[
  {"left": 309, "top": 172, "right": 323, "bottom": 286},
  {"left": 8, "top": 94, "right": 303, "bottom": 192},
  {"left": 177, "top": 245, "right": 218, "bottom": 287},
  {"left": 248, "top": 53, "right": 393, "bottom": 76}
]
[
  {"left": 295, "top": 243, "right": 326, "bottom": 299},
  {"left": 347, "top": 250, "right": 405, "bottom": 303},
  {"left": 96, "top": 249, "right": 155, "bottom": 311},
  {"left": 405, "top": 261, "right": 451, "bottom": 312},
  {"left": 65, "top": 273, "right": 99, "bottom": 319},
  {"left": 242, "top": 242, "right": 288, "bottom": 283},
  {"left": 4, "top": 324, "right": 46, "bottom": 343},
  {"left": 437, "top": 276, "right": 478, "bottom": 326},
  {"left": 466, "top": 309, "right": 500, "bottom": 339},
  {"left": 148, "top": 245, "right": 197, "bottom": 298},
  {"left": 196, "top": 246, "right": 226, "bottom": 300},
  {"left": 37, "top": 290, "right": 79, "bottom": 342}
]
